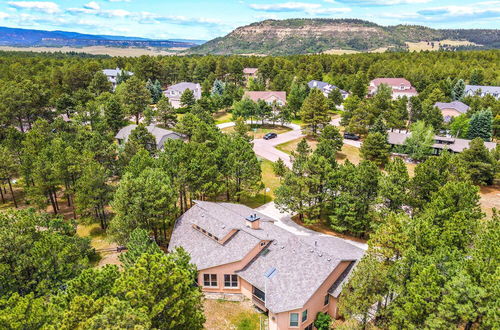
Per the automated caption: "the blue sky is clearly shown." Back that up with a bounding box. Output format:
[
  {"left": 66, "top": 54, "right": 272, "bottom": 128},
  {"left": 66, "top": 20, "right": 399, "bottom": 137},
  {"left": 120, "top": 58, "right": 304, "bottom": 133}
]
[{"left": 0, "top": 0, "right": 499, "bottom": 40}]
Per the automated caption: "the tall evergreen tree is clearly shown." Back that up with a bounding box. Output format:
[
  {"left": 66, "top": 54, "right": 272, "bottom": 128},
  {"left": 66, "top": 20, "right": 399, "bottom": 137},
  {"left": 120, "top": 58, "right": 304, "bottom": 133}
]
[
  {"left": 468, "top": 109, "right": 493, "bottom": 141},
  {"left": 300, "top": 88, "right": 330, "bottom": 135}
]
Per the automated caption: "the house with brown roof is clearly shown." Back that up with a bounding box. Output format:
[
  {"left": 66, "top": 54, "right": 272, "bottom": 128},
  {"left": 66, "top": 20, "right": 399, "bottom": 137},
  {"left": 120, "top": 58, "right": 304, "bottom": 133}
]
[
  {"left": 243, "top": 68, "right": 259, "bottom": 81},
  {"left": 169, "top": 201, "right": 364, "bottom": 330},
  {"left": 434, "top": 101, "right": 470, "bottom": 122},
  {"left": 368, "top": 78, "right": 418, "bottom": 99},
  {"left": 243, "top": 91, "right": 287, "bottom": 107}
]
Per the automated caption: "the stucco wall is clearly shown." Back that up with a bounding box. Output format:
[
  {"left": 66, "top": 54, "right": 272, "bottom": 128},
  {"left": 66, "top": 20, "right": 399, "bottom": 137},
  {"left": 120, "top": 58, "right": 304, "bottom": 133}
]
[
  {"left": 198, "top": 239, "right": 269, "bottom": 294},
  {"left": 441, "top": 108, "right": 461, "bottom": 120},
  {"left": 269, "top": 260, "right": 352, "bottom": 330}
]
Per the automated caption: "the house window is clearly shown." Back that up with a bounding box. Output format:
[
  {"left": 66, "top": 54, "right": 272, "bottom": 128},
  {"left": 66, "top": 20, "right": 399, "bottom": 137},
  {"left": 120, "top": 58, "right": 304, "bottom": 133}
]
[
  {"left": 203, "top": 274, "right": 217, "bottom": 287},
  {"left": 324, "top": 294, "right": 329, "bottom": 306},
  {"left": 305, "top": 324, "right": 313, "bottom": 330},
  {"left": 290, "top": 313, "right": 299, "bottom": 327},
  {"left": 224, "top": 274, "right": 238, "bottom": 288},
  {"left": 302, "top": 309, "right": 308, "bottom": 323}
]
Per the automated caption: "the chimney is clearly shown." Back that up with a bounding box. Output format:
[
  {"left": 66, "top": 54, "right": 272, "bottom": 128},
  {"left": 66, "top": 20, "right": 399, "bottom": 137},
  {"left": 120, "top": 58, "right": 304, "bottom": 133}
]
[{"left": 245, "top": 213, "right": 261, "bottom": 230}]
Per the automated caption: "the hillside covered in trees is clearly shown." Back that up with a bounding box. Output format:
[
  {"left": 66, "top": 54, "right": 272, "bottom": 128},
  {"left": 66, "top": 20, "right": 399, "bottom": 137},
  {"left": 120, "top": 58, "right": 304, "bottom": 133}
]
[{"left": 190, "top": 19, "right": 500, "bottom": 55}]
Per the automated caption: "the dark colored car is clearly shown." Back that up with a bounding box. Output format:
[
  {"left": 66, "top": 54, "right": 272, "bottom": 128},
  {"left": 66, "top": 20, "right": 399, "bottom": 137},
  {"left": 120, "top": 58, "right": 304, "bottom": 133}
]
[
  {"left": 263, "top": 132, "right": 278, "bottom": 140},
  {"left": 343, "top": 132, "right": 360, "bottom": 140}
]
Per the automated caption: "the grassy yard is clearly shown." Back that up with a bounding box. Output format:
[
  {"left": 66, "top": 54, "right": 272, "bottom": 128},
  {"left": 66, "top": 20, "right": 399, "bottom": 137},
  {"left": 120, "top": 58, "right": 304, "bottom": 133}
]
[
  {"left": 204, "top": 299, "right": 265, "bottom": 330},
  {"left": 213, "top": 111, "right": 233, "bottom": 125},
  {"left": 222, "top": 124, "right": 291, "bottom": 139},
  {"left": 77, "top": 223, "right": 121, "bottom": 267},
  {"left": 239, "top": 158, "right": 281, "bottom": 208}
]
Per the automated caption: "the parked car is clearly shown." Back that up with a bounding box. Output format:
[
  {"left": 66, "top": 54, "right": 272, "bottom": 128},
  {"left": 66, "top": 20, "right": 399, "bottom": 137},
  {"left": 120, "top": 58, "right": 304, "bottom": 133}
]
[
  {"left": 343, "top": 132, "right": 360, "bottom": 140},
  {"left": 263, "top": 132, "right": 278, "bottom": 140}
]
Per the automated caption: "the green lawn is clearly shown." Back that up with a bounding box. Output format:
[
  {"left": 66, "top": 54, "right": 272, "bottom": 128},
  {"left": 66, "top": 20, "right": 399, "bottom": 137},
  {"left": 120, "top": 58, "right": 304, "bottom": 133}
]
[
  {"left": 222, "top": 124, "right": 292, "bottom": 139},
  {"left": 276, "top": 138, "right": 362, "bottom": 164},
  {"left": 213, "top": 111, "right": 233, "bottom": 125},
  {"left": 239, "top": 158, "right": 281, "bottom": 208}
]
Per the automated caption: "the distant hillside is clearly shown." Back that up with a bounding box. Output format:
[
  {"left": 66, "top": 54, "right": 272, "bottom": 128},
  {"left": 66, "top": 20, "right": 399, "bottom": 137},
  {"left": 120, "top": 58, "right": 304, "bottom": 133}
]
[
  {"left": 0, "top": 26, "right": 199, "bottom": 48},
  {"left": 189, "top": 19, "right": 500, "bottom": 55}
]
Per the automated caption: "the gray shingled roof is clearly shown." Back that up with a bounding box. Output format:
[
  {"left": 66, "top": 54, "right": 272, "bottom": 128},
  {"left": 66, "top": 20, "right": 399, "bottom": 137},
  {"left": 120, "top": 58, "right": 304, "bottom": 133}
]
[
  {"left": 465, "top": 85, "right": 500, "bottom": 96},
  {"left": 168, "top": 201, "right": 364, "bottom": 314},
  {"left": 434, "top": 101, "right": 470, "bottom": 114},
  {"left": 308, "top": 80, "right": 349, "bottom": 96},
  {"left": 115, "top": 124, "right": 183, "bottom": 149},
  {"left": 164, "top": 82, "right": 202, "bottom": 100},
  {"left": 388, "top": 131, "right": 497, "bottom": 152}
]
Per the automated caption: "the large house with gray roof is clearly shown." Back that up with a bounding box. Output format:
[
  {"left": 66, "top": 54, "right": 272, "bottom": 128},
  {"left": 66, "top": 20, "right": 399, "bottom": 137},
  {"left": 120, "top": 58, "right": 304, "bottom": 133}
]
[
  {"left": 169, "top": 201, "right": 364, "bottom": 330},
  {"left": 115, "top": 124, "right": 184, "bottom": 150},
  {"left": 163, "top": 82, "right": 202, "bottom": 108},
  {"left": 308, "top": 80, "right": 349, "bottom": 100},
  {"left": 388, "top": 130, "right": 497, "bottom": 155},
  {"left": 465, "top": 85, "right": 500, "bottom": 99},
  {"left": 102, "top": 68, "right": 133, "bottom": 90}
]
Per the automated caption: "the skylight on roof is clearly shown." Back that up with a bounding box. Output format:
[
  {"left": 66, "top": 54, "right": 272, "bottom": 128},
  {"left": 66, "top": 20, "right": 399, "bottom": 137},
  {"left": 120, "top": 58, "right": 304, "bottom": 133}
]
[{"left": 264, "top": 267, "right": 277, "bottom": 279}]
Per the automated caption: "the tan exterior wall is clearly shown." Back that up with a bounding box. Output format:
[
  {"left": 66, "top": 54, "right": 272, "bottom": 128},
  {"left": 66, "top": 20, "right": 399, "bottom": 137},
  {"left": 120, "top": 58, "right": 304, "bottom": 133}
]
[
  {"left": 441, "top": 108, "right": 462, "bottom": 119},
  {"left": 269, "top": 260, "right": 352, "bottom": 330},
  {"left": 198, "top": 239, "right": 269, "bottom": 293}
]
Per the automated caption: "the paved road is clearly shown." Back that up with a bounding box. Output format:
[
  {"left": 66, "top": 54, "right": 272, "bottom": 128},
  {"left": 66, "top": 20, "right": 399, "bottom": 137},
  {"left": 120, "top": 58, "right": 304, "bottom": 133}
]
[
  {"left": 216, "top": 119, "right": 362, "bottom": 168},
  {"left": 255, "top": 202, "right": 368, "bottom": 250}
]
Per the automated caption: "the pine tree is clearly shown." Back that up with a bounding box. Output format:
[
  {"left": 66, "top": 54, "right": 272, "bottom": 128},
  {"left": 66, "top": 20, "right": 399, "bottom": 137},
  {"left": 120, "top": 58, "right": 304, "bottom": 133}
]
[
  {"left": 211, "top": 79, "right": 225, "bottom": 96},
  {"left": 156, "top": 97, "right": 177, "bottom": 128},
  {"left": 300, "top": 88, "right": 330, "bottom": 135},
  {"left": 287, "top": 81, "right": 309, "bottom": 118},
  {"left": 452, "top": 79, "right": 465, "bottom": 100},
  {"left": 458, "top": 138, "right": 496, "bottom": 185},
  {"left": 468, "top": 109, "right": 493, "bottom": 141},
  {"left": 117, "top": 76, "right": 151, "bottom": 124},
  {"left": 403, "top": 121, "right": 434, "bottom": 161},
  {"left": 360, "top": 132, "right": 391, "bottom": 167},
  {"left": 351, "top": 72, "right": 368, "bottom": 99},
  {"left": 378, "top": 158, "right": 409, "bottom": 211},
  {"left": 328, "top": 88, "right": 344, "bottom": 108},
  {"left": 180, "top": 89, "right": 196, "bottom": 110}
]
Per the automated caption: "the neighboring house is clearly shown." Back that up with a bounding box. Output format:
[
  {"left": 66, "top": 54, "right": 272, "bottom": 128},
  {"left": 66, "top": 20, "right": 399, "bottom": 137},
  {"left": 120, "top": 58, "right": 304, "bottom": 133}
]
[
  {"left": 169, "top": 201, "right": 364, "bottom": 330},
  {"left": 115, "top": 124, "right": 183, "bottom": 150},
  {"left": 243, "top": 68, "right": 259, "bottom": 81},
  {"left": 163, "top": 82, "right": 202, "bottom": 108},
  {"left": 388, "top": 130, "right": 497, "bottom": 155},
  {"left": 243, "top": 91, "right": 287, "bottom": 107},
  {"left": 464, "top": 85, "right": 500, "bottom": 99},
  {"left": 368, "top": 78, "right": 418, "bottom": 99},
  {"left": 434, "top": 101, "right": 470, "bottom": 122},
  {"left": 102, "top": 68, "right": 133, "bottom": 90},
  {"left": 308, "top": 80, "right": 349, "bottom": 100}
]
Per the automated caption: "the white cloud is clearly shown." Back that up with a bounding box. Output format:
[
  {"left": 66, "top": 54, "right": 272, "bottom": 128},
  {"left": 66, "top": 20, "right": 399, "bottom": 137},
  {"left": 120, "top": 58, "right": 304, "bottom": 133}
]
[
  {"left": 249, "top": 1, "right": 350, "bottom": 15},
  {"left": 0, "top": 12, "right": 10, "bottom": 19},
  {"left": 84, "top": 2, "right": 101, "bottom": 11},
  {"left": 335, "top": 0, "right": 430, "bottom": 5},
  {"left": 249, "top": 2, "right": 322, "bottom": 12},
  {"left": 8, "top": 1, "right": 60, "bottom": 14}
]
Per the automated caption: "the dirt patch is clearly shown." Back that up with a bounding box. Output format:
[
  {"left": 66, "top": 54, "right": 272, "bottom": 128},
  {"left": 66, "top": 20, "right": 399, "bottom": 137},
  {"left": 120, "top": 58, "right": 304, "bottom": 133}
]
[
  {"left": 479, "top": 184, "right": 500, "bottom": 218},
  {"left": 204, "top": 299, "right": 265, "bottom": 330}
]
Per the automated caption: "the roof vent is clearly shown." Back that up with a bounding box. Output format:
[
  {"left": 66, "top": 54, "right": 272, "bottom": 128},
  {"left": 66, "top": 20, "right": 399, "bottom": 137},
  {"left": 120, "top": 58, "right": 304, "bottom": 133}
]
[
  {"left": 246, "top": 214, "right": 260, "bottom": 222},
  {"left": 327, "top": 258, "right": 331, "bottom": 261}
]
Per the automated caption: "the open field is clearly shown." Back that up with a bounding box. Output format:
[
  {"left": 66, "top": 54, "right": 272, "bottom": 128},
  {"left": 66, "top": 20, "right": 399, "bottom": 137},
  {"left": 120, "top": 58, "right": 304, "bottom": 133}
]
[
  {"left": 204, "top": 299, "right": 264, "bottom": 330},
  {"left": 0, "top": 46, "right": 184, "bottom": 57},
  {"left": 406, "top": 40, "right": 478, "bottom": 52},
  {"left": 323, "top": 47, "right": 388, "bottom": 55}
]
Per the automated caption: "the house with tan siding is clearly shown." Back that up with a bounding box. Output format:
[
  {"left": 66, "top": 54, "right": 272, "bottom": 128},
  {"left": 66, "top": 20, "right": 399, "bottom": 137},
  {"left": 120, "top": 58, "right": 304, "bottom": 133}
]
[
  {"left": 434, "top": 101, "right": 470, "bottom": 122},
  {"left": 169, "top": 201, "right": 364, "bottom": 330}
]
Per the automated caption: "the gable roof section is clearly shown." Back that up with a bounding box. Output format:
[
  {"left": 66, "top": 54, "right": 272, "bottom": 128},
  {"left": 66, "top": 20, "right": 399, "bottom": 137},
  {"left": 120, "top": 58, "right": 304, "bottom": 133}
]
[
  {"left": 434, "top": 101, "right": 470, "bottom": 114},
  {"left": 465, "top": 85, "right": 500, "bottom": 95},
  {"left": 243, "top": 68, "right": 258, "bottom": 74},
  {"left": 308, "top": 80, "right": 348, "bottom": 95},
  {"left": 115, "top": 124, "right": 182, "bottom": 148},
  {"left": 164, "top": 82, "right": 202, "bottom": 99},
  {"left": 243, "top": 91, "right": 286, "bottom": 103},
  {"left": 388, "top": 131, "right": 497, "bottom": 152},
  {"left": 371, "top": 78, "right": 412, "bottom": 87}
]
